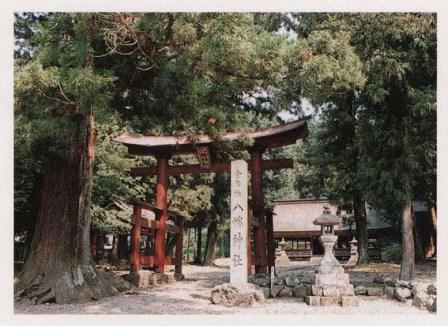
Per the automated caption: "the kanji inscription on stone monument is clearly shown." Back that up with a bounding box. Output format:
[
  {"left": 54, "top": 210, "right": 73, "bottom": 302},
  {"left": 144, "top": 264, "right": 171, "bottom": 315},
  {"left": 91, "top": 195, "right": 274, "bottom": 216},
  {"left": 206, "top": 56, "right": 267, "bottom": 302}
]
[{"left": 230, "top": 160, "right": 248, "bottom": 285}]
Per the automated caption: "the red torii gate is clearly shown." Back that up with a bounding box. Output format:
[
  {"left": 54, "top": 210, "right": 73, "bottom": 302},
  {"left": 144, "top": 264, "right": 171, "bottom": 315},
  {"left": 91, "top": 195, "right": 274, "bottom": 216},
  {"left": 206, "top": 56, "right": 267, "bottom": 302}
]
[{"left": 115, "top": 118, "right": 309, "bottom": 275}]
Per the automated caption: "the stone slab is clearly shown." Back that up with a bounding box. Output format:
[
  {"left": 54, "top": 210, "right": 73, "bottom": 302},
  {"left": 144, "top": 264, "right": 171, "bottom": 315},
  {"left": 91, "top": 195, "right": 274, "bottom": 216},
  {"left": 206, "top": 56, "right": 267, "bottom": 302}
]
[
  {"left": 293, "top": 285, "right": 309, "bottom": 298},
  {"left": 340, "top": 284, "right": 355, "bottom": 296},
  {"left": 285, "top": 276, "right": 300, "bottom": 287},
  {"left": 311, "top": 285, "right": 323, "bottom": 296},
  {"left": 354, "top": 285, "right": 367, "bottom": 295},
  {"left": 341, "top": 296, "right": 359, "bottom": 307},
  {"left": 271, "top": 285, "right": 284, "bottom": 298},
  {"left": 273, "top": 276, "right": 286, "bottom": 285},
  {"left": 278, "top": 287, "right": 294, "bottom": 297},
  {"left": 315, "top": 273, "right": 338, "bottom": 286},
  {"left": 320, "top": 296, "right": 341, "bottom": 306},
  {"left": 367, "top": 287, "right": 383, "bottom": 296},
  {"left": 305, "top": 296, "right": 321, "bottom": 306},
  {"left": 385, "top": 286, "right": 395, "bottom": 299},
  {"left": 322, "top": 285, "right": 340, "bottom": 297}
]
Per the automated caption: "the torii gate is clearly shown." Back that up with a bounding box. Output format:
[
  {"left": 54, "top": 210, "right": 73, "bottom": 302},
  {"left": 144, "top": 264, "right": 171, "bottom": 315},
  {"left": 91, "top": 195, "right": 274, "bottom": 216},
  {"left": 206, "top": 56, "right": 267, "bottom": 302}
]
[{"left": 115, "top": 118, "right": 309, "bottom": 275}]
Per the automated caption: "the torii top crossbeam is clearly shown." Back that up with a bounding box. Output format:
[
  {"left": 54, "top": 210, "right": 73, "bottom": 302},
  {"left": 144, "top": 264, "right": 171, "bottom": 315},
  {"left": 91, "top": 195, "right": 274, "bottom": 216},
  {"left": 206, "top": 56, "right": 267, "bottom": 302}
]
[{"left": 114, "top": 118, "right": 309, "bottom": 157}]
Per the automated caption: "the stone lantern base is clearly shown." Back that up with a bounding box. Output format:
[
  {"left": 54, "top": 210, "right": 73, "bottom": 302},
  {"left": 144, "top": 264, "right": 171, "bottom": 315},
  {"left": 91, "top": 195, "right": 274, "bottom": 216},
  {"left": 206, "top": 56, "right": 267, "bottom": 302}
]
[
  {"left": 305, "top": 234, "right": 358, "bottom": 307},
  {"left": 305, "top": 267, "right": 358, "bottom": 306}
]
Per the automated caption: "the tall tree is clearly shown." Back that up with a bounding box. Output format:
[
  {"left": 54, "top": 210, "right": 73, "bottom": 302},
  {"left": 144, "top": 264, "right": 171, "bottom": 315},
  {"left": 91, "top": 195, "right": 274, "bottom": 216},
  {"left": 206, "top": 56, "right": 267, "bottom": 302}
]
[
  {"left": 14, "top": 14, "right": 131, "bottom": 303},
  {"left": 14, "top": 13, "right": 290, "bottom": 302},
  {"left": 342, "top": 13, "right": 437, "bottom": 280},
  {"left": 283, "top": 29, "right": 369, "bottom": 262}
]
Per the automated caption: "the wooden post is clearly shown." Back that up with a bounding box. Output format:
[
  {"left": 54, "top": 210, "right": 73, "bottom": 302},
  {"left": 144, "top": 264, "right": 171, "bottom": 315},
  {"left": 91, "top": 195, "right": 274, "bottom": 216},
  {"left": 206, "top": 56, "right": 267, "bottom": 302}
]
[
  {"left": 130, "top": 204, "right": 142, "bottom": 273},
  {"left": 154, "top": 154, "right": 170, "bottom": 273},
  {"left": 250, "top": 149, "right": 267, "bottom": 274},
  {"left": 175, "top": 216, "right": 184, "bottom": 275},
  {"left": 266, "top": 210, "right": 275, "bottom": 272}
]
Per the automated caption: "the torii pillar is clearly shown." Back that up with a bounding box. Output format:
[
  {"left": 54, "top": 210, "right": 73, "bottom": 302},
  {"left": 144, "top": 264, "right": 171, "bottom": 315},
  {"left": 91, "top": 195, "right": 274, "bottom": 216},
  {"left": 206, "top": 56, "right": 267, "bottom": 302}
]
[
  {"left": 154, "top": 153, "right": 170, "bottom": 273},
  {"left": 250, "top": 147, "right": 267, "bottom": 274}
]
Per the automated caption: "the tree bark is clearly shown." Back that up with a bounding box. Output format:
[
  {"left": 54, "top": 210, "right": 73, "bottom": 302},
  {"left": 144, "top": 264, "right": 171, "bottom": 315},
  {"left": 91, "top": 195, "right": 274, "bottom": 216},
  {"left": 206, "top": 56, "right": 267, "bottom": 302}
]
[
  {"left": 203, "top": 218, "right": 218, "bottom": 266},
  {"left": 194, "top": 225, "right": 203, "bottom": 264},
  {"left": 353, "top": 194, "right": 369, "bottom": 264},
  {"left": 14, "top": 111, "right": 131, "bottom": 304},
  {"left": 400, "top": 199, "right": 415, "bottom": 281},
  {"left": 412, "top": 214, "right": 424, "bottom": 262},
  {"left": 186, "top": 227, "right": 191, "bottom": 263},
  {"left": 426, "top": 198, "right": 437, "bottom": 257}
]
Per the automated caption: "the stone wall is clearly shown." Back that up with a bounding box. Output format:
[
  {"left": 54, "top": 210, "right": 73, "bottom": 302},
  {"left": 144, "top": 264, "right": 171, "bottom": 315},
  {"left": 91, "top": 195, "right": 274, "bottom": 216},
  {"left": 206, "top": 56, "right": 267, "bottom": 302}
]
[{"left": 249, "top": 272, "right": 437, "bottom": 313}]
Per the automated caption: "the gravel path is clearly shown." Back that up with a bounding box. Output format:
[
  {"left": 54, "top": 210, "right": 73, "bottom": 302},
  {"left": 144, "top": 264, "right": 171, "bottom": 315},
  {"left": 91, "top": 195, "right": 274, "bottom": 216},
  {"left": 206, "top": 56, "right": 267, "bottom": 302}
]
[{"left": 15, "top": 262, "right": 435, "bottom": 315}]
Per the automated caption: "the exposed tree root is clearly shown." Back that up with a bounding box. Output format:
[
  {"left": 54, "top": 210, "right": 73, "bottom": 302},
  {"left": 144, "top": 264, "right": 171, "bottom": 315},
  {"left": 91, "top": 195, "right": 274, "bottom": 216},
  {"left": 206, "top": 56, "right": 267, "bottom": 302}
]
[{"left": 14, "top": 266, "right": 133, "bottom": 305}]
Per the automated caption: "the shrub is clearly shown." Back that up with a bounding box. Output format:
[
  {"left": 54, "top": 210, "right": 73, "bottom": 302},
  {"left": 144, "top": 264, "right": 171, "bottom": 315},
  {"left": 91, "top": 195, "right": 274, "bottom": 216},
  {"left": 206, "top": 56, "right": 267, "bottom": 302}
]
[{"left": 382, "top": 242, "right": 402, "bottom": 262}]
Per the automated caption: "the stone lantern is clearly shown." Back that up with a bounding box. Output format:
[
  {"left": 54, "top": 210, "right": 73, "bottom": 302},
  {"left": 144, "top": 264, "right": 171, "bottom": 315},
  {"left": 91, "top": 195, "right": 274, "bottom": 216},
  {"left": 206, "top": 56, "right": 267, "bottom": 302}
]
[
  {"left": 349, "top": 237, "right": 358, "bottom": 255},
  {"left": 348, "top": 236, "right": 359, "bottom": 265},
  {"left": 278, "top": 237, "right": 288, "bottom": 251},
  {"left": 305, "top": 205, "right": 358, "bottom": 307},
  {"left": 312, "top": 205, "right": 342, "bottom": 274}
]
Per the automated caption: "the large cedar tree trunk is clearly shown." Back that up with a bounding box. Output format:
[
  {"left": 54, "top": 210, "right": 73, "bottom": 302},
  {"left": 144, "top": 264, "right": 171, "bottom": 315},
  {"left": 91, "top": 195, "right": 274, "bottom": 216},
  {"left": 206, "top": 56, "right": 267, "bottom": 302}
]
[
  {"left": 353, "top": 194, "right": 369, "bottom": 264},
  {"left": 400, "top": 199, "right": 415, "bottom": 281},
  {"left": 14, "top": 112, "right": 131, "bottom": 304},
  {"left": 203, "top": 218, "right": 218, "bottom": 266}
]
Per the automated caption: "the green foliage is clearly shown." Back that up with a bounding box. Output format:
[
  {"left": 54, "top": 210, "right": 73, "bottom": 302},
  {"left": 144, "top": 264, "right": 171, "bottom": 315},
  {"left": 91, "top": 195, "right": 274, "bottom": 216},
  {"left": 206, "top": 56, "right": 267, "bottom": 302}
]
[
  {"left": 351, "top": 13, "right": 437, "bottom": 210},
  {"left": 284, "top": 30, "right": 365, "bottom": 106},
  {"left": 382, "top": 242, "right": 403, "bottom": 262},
  {"left": 14, "top": 12, "right": 436, "bottom": 246}
]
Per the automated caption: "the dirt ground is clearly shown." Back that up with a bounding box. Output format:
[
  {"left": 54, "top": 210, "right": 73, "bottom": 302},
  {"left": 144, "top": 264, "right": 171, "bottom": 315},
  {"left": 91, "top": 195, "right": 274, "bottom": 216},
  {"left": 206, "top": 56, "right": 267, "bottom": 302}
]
[{"left": 15, "top": 260, "right": 436, "bottom": 315}]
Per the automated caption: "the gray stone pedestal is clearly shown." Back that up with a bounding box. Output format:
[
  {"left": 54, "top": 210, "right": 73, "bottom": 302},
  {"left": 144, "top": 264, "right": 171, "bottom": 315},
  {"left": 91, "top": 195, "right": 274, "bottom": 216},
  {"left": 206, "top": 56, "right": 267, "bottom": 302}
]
[{"left": 305, "top": 234, "right": 358, "bottom": 307}]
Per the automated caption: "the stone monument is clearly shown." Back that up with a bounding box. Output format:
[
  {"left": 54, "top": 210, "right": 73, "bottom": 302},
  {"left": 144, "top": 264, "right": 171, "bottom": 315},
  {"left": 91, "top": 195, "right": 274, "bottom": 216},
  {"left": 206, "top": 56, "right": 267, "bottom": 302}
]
[
  {"left": 210, "top": 160, "right": 264, "bottom": 306},
  {"left": 230, "top": 160, "right": 249, "bottom": 285},
  {"left": 305, "top": 206, "right": 358, "bottom": 306}
]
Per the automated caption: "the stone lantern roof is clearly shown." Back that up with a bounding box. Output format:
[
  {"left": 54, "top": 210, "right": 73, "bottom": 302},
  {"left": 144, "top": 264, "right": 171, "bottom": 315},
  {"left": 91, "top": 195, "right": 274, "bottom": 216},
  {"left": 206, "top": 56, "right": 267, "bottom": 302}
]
[{"left": 313, "top": 206, "right": 340, "bottom": 226}]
